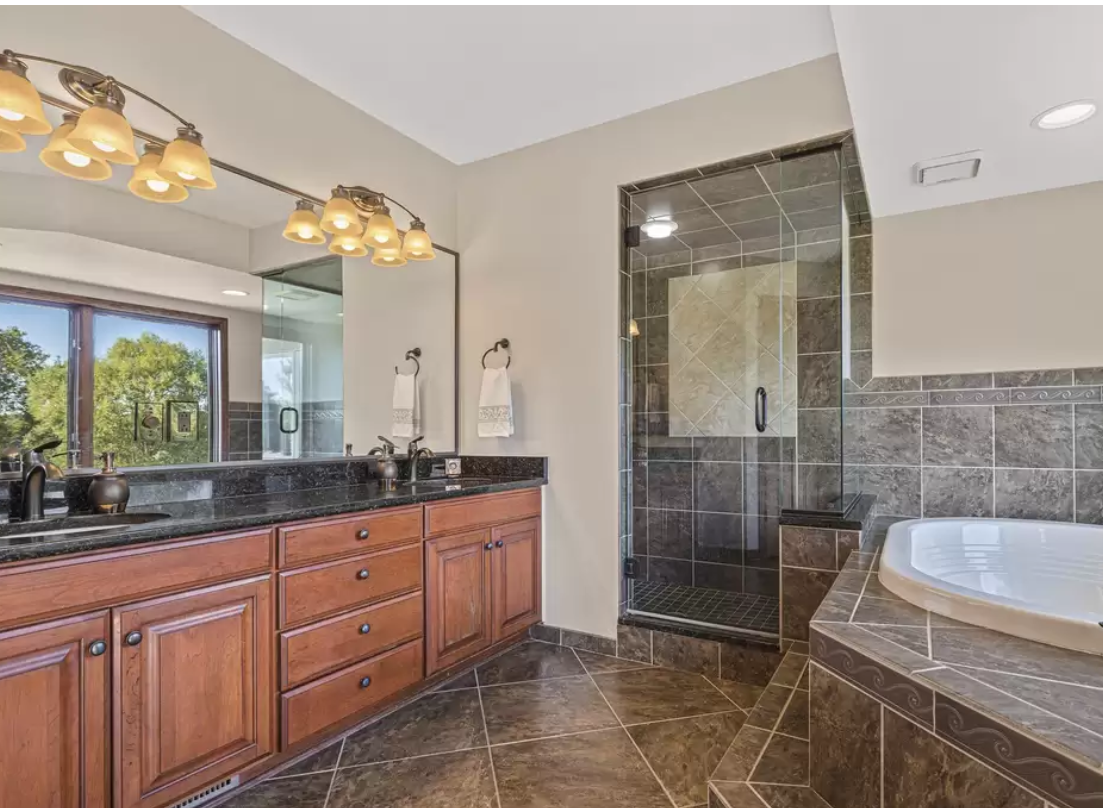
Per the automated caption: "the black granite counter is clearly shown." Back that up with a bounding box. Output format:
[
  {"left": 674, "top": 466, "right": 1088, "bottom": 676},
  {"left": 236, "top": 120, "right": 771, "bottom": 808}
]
[{"left": 0, "top": 475, "right": 546, "bottom": 565}]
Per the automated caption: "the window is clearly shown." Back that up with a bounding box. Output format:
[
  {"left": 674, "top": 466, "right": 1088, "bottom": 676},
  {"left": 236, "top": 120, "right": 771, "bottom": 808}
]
[{"left": 0, "top": 288, "right": 224, "bottom": 468}]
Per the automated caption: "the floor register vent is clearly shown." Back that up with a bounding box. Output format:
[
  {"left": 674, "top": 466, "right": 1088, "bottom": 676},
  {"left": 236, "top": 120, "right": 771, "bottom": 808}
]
[{"left": 169, "top": 776, "right": 240, "bottom": 808}]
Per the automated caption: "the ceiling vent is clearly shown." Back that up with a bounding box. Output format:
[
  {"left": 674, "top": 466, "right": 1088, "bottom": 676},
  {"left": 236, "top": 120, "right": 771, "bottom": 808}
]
[{"left": 913, "top": 151, "right": 983, "bottom": 186}]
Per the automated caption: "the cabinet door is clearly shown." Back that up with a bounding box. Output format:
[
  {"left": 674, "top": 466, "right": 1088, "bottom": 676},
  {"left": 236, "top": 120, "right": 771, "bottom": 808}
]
[
  {"left": 425, "top": 530, "right": 492, "bottom": 675},
  {"left": 0, "top": 612, "right": 110, "bottom": 808},
  {"left": 115, "top": 576, "right": 274, "bottom": 808},
  {"left": 491, "top": 518, "right": 542, "bottom": 641}
]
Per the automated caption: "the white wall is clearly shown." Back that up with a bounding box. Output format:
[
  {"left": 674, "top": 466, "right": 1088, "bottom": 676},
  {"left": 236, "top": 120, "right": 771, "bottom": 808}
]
[
  {"left": 873, "top": 181, "right": 1103, "bottom": 377},
  {"left": 458, "top": 57, "right": 853, "bottom": 639}
]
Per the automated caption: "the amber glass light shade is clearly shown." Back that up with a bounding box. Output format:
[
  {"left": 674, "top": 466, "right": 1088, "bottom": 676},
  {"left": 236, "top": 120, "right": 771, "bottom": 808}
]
[
  {"left": 401, "top": 221, "right": 436, "bottom": 261},
  {"left": 328, "top": 232, "right": 368, "bottom": 257},
  {"left": 40, "top": 115, "right": 111, "bottom": 181},
  {"left": 364, "top": 207, "right": 399, "bottom": 247},
  {"left": 321, "top": 193, "right": 363, "bottom": 236},
  {"left": 283, "top": 201, "right": 326, "bottom": 244},
  {"left": 68, "top": 103, "right": 139, "bottom": 165},
  {"left": 0, "top": 118, "right": 26, "bottom": 153},
  {"left": 0, "top": 61, "right": 51, "bottom": 135},
  {"left": 128, "top": 146, "right": 188, "bottom": 202},
  {"left": 158, "top": 127, "right": 215, "bottom": 189},
  {"left": 371, "top": 245, "right": 407, "bottom": 267}
]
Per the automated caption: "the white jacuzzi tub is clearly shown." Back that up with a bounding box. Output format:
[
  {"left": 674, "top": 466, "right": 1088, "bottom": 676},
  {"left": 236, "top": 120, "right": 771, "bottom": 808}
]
[{"left": 880, "top": 518, "right": 1103, "bottom": 655}]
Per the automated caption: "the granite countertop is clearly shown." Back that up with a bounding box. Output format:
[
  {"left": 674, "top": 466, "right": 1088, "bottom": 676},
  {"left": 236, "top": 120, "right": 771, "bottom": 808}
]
[
  {"left": 810, "top": 524, "right": 1103, "bottom": 785},
  {"left": 0, "top": 476, "right": 546, "bottom": 565}
]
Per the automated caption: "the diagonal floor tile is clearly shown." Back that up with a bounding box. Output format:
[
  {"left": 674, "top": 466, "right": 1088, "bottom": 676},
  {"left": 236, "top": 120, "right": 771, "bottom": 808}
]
[
  {"left": 593, "top": 667, "right": 735, "bottom": 724},
  {"left": 575, "top": 649, "right": 651, "bottom": 674},
  {"left": 707, "top": 677, "right": 764, "bottom": 711},
  {"left": 746, "top": 684, "right": 794, "bottom": 730},
  {"left": 480, "top": 676, "right": 619, "bottom": 744},
  {"left": 493, "top": 728, "right": 670, "bottom": 808},
  {"left": 269, "top": 740, "right": 342, "bottom": 779},
  {"left": 340, "top": 689, "right": 485, "bottom": 767},
  {"left": 712, "top": 725, "right": 771, "bottom": 781},
  {"left": 628, "top": 712, "right": 746, "bottom": 806},
  {"left": 434, "top": 669, "right": 479, "bottom": 691},
  {"left": 750, "top": 734, "right": 809, "bottom": 785},
  {"left": 328, "top": 749, "right": 496, "bottom": 808},
  {"left": 217, "top": 772, "right": 332, "bottom": 807},
  {"left": 477, "top": 640, "right": 585, "bottom": 685}
]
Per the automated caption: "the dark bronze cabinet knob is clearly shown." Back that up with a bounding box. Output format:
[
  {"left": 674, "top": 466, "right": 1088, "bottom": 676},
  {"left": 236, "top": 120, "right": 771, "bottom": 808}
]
[
  {"left": 495, "top": 540, "right": 504, "bottom": 548},
  {"left": 359, "top": 676, "right": 372, "bottom": 688},
  {"left": 357, "top": 569, "right": 370, "bottom": 580},
  {"left": 125, "top": 631, "right": 142, "bottom": 647},
  {"left": 359, "top": 623, "right": 371, "bottom": 635},
  {"left": 89, "top": 640, "right": 107, "bottom": 657},
  {"left": 357, "top": 528, "right": 370, "bottom": 540},
  {"left": 484, "top": 542, "right": 493, "bottom": 550}
]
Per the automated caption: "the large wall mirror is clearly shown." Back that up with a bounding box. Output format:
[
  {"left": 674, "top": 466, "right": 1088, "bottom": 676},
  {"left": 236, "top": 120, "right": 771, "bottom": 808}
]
[{"left": 0, "top": 115, "right": 458, "bottom": 472}]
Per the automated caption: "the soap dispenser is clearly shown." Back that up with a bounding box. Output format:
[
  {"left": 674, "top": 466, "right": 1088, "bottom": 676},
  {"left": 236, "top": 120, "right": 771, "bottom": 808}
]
[{"left": 88, "top": 452, "right": 130, "bottom": 514}]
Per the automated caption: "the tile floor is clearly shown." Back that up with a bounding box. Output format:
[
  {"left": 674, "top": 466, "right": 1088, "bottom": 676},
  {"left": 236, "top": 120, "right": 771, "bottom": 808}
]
[
  {"left": 629, "top": 581, "right": 781, "bottom": 634},
  {"left": 216, "top": 638, "right": 812, "bottom": 808}
]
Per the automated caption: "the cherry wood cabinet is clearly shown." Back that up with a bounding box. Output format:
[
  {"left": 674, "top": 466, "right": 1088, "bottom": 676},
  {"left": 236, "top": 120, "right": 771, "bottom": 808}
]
[
  {"left": 491, "top": 518, "right": 542, "bottom": 641},
  {"left": 114, "top": 576, "right": 273, "bottom": 808},
  {"left": 425, "top": 529, "right": 494, "bottom": 674},
  {"left": 0, "top": 611, "right": 111, "bottom": 808}
]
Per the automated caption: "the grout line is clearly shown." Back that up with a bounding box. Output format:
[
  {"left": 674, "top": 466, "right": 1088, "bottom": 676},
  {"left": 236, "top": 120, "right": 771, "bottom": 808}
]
[
  {"left": 486, "top": 724, "right": 619, "bottom": 749},
  {"left": 334, "top": 744, "right": 489, "bottom": 772},
  {"left": 623, "top": 706, "right": 746, "bottom": 729},
  {"left": 745, "top": 783, "right": 774, "bottom": 807},
  {"left": 571, "top": 647, "right": 681, "bottom": 808},
  {"left": 474, "top": 668, "right": 504, "bottom": 808},
  {"left": 320, "top": 738, "right": 345, "bottom": 808}
]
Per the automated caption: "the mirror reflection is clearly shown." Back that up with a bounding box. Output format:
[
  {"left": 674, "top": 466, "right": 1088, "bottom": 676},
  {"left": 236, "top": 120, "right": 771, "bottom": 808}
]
[{"left": 0, "top": 108, "right": 457, "bottom": 471}]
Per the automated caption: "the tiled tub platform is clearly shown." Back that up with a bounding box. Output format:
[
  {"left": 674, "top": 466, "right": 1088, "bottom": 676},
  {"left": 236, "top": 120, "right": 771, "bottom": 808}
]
[{"left": 806, "top": 547, "right": 1103, "bottom": 808}]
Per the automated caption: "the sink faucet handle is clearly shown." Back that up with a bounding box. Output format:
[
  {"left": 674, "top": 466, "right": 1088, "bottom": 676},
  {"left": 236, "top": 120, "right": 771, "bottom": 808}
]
[
  {"left": 407, "top": 436, "right": 425, "bottom": 456},
  {"left": 376, "top": 436, "right": 396, "bottom": 450}
]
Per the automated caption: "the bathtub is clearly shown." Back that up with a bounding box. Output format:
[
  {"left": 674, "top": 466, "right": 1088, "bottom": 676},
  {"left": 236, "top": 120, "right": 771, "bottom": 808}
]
[{"left": 880, "top": 518, "right": 1103, "bottom": 655}]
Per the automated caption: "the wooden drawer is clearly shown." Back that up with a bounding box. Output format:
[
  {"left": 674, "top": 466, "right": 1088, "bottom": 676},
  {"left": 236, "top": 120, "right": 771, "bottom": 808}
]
[
  {"left": 279, "top": 544, "right": 422, "bottom": 629},
  {"left": 279, "top": 591, "right": 423, "bottom": 689},
  {"left": 424, "top": 489, "right": 541, "bottom": 538},
  {"left": 278, "top": 507, "right": 422, "bottom": 567},
  {"left": 281, "top": 639, "right": 424, "bottom": 747},
  {"left": 0, "top": 529, "right": 273, "bottom": 630}
]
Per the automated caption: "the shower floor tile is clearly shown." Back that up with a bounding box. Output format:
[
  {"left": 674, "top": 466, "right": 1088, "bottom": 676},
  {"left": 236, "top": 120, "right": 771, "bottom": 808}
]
[{"left": 629, "top": 581, "right": 780, "bottom": 634}]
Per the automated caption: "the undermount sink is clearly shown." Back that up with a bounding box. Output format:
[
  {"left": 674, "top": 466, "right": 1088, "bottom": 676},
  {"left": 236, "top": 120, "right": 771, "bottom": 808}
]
[
  {"left": 0, "top": 512, "right": 171, "bottom": 540},
  {"left": 398, "top": 477, "right": 496, "bottom": 488}
]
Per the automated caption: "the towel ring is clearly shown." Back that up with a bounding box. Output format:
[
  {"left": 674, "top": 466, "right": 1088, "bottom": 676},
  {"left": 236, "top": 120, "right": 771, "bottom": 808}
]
[
  {"left": 395, "top": 347, "right": 421, "bottom": 377},
  {"left": 482, "top": 338, "right": 511, "bottom": 369}
]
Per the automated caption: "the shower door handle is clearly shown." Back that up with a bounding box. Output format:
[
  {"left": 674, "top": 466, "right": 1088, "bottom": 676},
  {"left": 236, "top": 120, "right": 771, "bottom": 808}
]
[
  {"left": 279, "top": 407, "right": 300, "bottom": 434},
  {"left": 754, "top": 387, "right": 767, "bottom": 433}
]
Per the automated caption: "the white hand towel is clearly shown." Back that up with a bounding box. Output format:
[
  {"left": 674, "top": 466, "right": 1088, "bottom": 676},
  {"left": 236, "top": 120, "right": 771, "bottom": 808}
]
[
  {"left": 478, "top": 366, "right": 514, "bottom": 438},
  {"left": 392, "top": 372, "right": 420, "bottom": 438}
]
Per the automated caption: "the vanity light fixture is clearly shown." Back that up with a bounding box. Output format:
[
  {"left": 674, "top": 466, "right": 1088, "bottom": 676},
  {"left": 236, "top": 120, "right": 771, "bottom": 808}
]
[
  {"left": 0, "top": 51, "right": 51, "bottom": 134},
  {"left": 221, "top": 289, "right": 248, "bottom": 297},
  {"left": 401, "top": 220, "right": 436, "bottom": 261},
  {"left": 0, "top": 118, "right": 26, "bottom": 153},
  {"left": 329, "top": 231, "right": 368, "bottom": 258},
  {"left": 1032, "top": 100, "right": 1097, "bottom": 130},
  {"left": 41, "top": 113, "right": 112, "bottom": 181},
  {"left": 283, "top": 200, "right": 326, "bottom": 244},
  {"left": 129, "top": 144, "right": 188, "bottom": 202},
  {"left": 158, "top": 126, "right": 215, "bottom": 188},
  {"left": 364, "top": 205, "right": 399, "bottom": 247},
  {"left": 371, "top": 245, "right": 407, "bottom": 267},
  {"left": 321, "top": 189, "right": 364, "bottom": 236},
  {"left": 68, "top": 94, "right": 139, "bottom": 165},
  {"left": 641, "top": 217, "right": 678, "bottom": 239}
]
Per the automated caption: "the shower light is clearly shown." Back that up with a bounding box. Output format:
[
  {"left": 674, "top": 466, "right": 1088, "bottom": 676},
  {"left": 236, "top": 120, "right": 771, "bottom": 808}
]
[
  {"left": 1033, "top": 100, "right": 1096, "bottom": 130},
  {"left": 641, "top": 217, "right": 678, "bottom": 239}
]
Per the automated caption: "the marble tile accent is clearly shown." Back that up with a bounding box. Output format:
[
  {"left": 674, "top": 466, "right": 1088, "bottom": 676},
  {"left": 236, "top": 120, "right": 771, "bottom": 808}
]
[
  {"left": 629, "top": 712, "right": 746, "bottom": 806},
  {"left": 479, "top": 676, "right": 619, "bottom": 744},
  {"left": 494, "top": 729, "right": 671, "bottom": 808},
  {"left": 922, "top": 406, "right": 993, "bottom": 466},
  {"left": 1009, "top": 385, "right": 1100, "bottom": 402},
  {"left": 809, "top": 664, "right": 880, "bottom": 808},
  {"left": 476, "top": 641, "right": 586, "bottom": 686},
  {"left": 327, "top": 749, "right": 498, "bottom": 808},
  {"left": 884, "top": 705, "right": 1042, "bottom": 808},
  {"left": 339, "top": 689, "right": 486, "bottom": 767},
  {"left": 844, "top": 391, "right": 928, "bottom": 407},
  {"left": 994, "top": 405, "right": 1074, "bottom": 468},
  {"left": 994, "top": 469, "right": 1074, "bottom": 521},
  {"left": 928, "top": 388, "right": 1011, "bottom": 406},
  {"left": 593, "top": 667, "right": 735, "bottom": 724},
  {"left": 219, "top": 773, "right": 333, "bottom": 807},
  {"left": 652, "top": 632, "right": 721, "bottom": 676}
]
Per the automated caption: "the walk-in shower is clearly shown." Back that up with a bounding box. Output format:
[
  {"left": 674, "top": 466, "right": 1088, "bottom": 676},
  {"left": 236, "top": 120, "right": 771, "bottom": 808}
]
[{"left": 618, "top": 136, "right": 865, "bottom": 639}]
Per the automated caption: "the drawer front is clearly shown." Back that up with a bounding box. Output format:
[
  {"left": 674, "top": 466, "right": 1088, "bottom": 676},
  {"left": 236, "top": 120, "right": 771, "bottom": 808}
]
[
  {"left": 279, "top": 507, "right": 422, "bottom": 567},
  {"left": 281, "top": 639, "right": 424, "bottom": 747},
  {"left": 424, "top": 489, "right": 541, "bottom": 538},
  {"left": 279, "top": 544, "right": 422, "bottom": 628},
  {"left": 280, "top": 591, "right": 424, "bottom": 689},
  {"left": 0, "top": 529, "right": 273, "bottom": 630}
]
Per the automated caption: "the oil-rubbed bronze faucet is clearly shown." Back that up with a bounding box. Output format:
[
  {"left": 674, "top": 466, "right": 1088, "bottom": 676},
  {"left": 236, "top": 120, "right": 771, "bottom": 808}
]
[
  {"left": 20, "top": 439, "right": 63, "bottom": 521},
  {"left": 407, "top": 437, "right": 434, "bottom": 483}
]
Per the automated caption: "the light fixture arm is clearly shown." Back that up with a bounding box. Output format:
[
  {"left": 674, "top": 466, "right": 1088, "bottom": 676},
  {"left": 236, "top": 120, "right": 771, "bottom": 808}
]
[
  {"left": 338, "top": 184, "right": 422, "bottom": 225},
  {"left": 4, "top": 50, "right": 195, "bottom": 129}
]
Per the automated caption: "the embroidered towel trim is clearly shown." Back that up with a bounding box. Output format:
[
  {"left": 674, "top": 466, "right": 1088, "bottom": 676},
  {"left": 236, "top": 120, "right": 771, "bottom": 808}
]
[{"left": 477, "top": 366, "right": 514, "bottom": 437}]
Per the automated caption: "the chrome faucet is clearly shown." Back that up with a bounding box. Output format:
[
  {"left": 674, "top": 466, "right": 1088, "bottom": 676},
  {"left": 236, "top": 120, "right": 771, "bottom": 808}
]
[
  {"left": 21, "top": 439, "right": 64, "bottom": 521},
  {"left": 407, "top": 437, "right": 434, "bottom": 483}
]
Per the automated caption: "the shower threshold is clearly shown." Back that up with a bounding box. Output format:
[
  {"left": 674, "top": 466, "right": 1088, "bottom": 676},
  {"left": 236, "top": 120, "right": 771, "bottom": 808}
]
[{"left": 626, "top": 581, "right": 779, "bottom": 638}]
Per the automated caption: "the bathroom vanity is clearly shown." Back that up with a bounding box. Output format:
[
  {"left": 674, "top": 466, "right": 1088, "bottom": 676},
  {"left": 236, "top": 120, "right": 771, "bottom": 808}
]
[{"left": 0, "top": 473, "right": 544, "bottom": 808}]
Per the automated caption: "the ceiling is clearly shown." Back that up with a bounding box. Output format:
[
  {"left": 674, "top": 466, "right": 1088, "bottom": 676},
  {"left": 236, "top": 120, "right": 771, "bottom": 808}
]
[
  {"left": 831, "top": 7, "right": 1103, "bottom": 217},
  {"left": 187, "top": 6, "right": 838, "bottom": 165}
]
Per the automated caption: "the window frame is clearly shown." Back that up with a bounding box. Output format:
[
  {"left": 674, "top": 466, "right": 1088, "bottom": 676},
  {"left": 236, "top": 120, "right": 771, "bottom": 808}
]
[{"left": 0, "top": 283, "right": 229, "bottom": 467}]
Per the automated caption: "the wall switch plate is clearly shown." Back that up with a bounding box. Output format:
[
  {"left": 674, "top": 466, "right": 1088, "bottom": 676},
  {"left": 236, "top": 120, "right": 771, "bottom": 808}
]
[{"left": 445, "top": 458, "right": 462, "bottom": 477}]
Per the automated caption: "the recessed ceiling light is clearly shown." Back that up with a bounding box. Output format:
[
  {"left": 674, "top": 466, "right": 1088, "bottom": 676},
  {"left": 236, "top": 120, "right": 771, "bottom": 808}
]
[
  {"left": 641, "top": 217, "right": 678, "bottom": 239},
  {"left": 1033, "top": 100, "right": 1097, "bottom": 130},
  {"left": 221, "top": 289, "right": 248, "bottom": 297}
]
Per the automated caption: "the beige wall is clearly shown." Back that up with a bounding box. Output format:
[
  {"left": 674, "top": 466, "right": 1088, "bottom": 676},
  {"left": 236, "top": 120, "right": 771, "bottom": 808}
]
[
  {"left": 458, "top": 57, "right": 853, "bottom": 639},
  {"left": 873, "top": 181, "right": 1103, "bottom": 377}
]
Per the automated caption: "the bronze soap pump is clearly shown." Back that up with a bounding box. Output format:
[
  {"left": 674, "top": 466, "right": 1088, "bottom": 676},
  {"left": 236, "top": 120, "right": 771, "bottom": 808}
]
[{"left": 88, "top": 451, "right": 130, "bottom": 514}]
